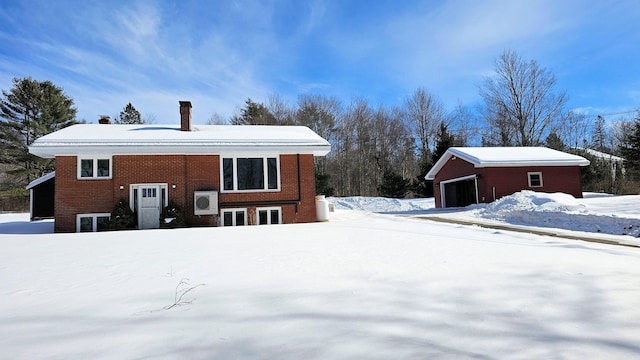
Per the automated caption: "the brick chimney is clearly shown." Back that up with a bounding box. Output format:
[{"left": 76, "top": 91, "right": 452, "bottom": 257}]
[
  {"left": 179, "top": 101, "right": 192, "bottom": 131},
  {"left": 98, "top": 115, "right": 111, "bottom": 124}
]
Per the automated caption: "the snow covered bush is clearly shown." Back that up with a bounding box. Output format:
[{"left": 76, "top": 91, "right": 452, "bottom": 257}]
[
  {"left": 161, "top": 201, "right": 186, "bottom": 229},
  {"left": 106, "top": 199, "right": 136, "bottom": 231}
]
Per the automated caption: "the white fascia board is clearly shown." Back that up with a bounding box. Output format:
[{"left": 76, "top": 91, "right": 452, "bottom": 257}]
[
  {"left": 425, "top": 152, "right": 453, "bottom": 180},
  {"left": 29, "top": 144, "right": 331, "bottom": 158}
]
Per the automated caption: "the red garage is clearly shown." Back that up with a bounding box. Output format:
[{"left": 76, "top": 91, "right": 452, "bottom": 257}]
[{"left": 425, "top": 147, "right": 590, "bottom": 208}]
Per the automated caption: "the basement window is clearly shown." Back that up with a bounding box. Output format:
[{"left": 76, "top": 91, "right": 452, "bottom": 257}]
[
  {"left": 77, "top": 213, "right": 110, "bottom": 232},
  {"left": 221, "top": 208, "right": 247, "bottom": 226},
  {"left": 257, "top": 207, "right": 281, "bottom": 225},
  {"left": 528, "top": 172, "right": 543, "bottom": 187}
]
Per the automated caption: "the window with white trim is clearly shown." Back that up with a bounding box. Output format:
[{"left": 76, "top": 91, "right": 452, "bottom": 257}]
[
  {"left": 77, "top": 213, "right": 110, "bottom": 232},
  {"left": 221, "top": 208, "right": 247, "bottom": 226},
  {"left": 78, "top": 157, "right": 112, "bottom": 179},
  {"left": 257, "top": 207, "right": 281, "bottom": 225},
  {"left": 528, "top": 172, "right": 543, "bottom": 187},
  {"left": 222, "top": 156, "right": 279, "bottom": 192}
]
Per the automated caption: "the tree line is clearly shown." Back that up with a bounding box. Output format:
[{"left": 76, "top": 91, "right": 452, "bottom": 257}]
[{"left": 2, "top": 50, "right": 640, "bottom": 199}]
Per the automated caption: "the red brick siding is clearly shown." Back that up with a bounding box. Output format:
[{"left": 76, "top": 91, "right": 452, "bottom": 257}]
[
  {"left": 218, "top": 154, "right": 317, "bottom": 224},
  {"left": 54, "top": 153, "right": 317, "bottom": 232},
  {"left": 55, "top": 156, "right": 115, "bottom": 232}
]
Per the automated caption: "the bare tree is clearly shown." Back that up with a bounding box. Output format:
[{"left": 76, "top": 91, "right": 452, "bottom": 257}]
[
  {"left": 562, "top": 110, "right": 590, "bottom": 149},
  {"left": 404, "top": 87, "right": 447, "bottom": 155},
  {"left": 479, "top": 50, "right": 567, "bottom": 146},
  {"left": 267, "top": 94, "right": 294, "bottom": 125},
  {"left": 143, "top": 113, "right": 156, "bottom": 124},
  {"left": 206, "top": 113, "right": 228, "bottom": 125},
  {"left": 591, "top": 115, "right": 611, "bottom": 152},
  {"left": 450, "top": 102, "right": 480, "bottom": 146}
]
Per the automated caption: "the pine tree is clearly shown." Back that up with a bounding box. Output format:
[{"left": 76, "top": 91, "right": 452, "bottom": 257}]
[
  {"left": 620, "top": 114, "right": 640, "bottom": 182},
  {"left": 114, "top": 102, "right": 143, "bottom": 124},
  {"left": 432, "top": 122, "right": 456, "bottom": 165},
  {"left": 378, "top": 170, "right": 409, "bottom": 198},
  {"left": 545, "top": 132, "right": 566, "bottom": 151},
  {"left": 0, "top": 77, "right": 77, "bottom": 185},
  {"left": 232, "top": 98, "right": 276, "bottom": 125}
]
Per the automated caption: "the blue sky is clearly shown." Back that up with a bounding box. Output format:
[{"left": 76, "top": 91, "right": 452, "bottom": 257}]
[{"left": 1, "top": 0, "right": 639, "bottom": 125}]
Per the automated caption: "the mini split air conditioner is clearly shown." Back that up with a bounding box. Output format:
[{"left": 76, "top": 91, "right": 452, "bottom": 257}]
[{"left": 194, "top": 190, "right": 218, "bottom": 215}]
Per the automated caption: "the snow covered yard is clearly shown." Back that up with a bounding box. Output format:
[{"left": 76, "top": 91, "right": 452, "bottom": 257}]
[{"left": 2, "top": 193, "right": 640, "bottom": 359}]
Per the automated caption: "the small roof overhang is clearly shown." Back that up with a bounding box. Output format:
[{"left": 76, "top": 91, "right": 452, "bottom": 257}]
[{"left": 26, "top": 171, "right": 55, "bottom": 190}]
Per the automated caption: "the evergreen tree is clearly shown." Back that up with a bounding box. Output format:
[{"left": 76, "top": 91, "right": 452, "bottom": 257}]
[
  {"left": 0, "top": 77, "right": 77, "bottom": 185},
  {"left": 114, "top": 102, "right": 143, "bottom": 124},
  {"left": 378, "top": 170, "right": 409, "bottom": 198},
  {"left": 432, "top": 122, "right": 456, "bottom": 165},
  {"left": 620, "top": 114, "right": 640, "bottom": 182},
  {"left": 412, "top": 150, "right": 433, "bottom": 198},
  {"left": 545, "top": 132, "right": 566, "bottom": 151},
  {"left": 232, "top": 98, "right": 276, "bottom": 125},
  {"left": 315, "top": 172, "right": 335, "bottom": 196}
]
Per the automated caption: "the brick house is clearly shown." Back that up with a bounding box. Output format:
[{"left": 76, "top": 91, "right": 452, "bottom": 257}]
[
  {"left": 29, "top": 101, "right": 331, "bottom": 232},
  {"left": 425, "top": 147, "right": 590, "bottom": 208}
]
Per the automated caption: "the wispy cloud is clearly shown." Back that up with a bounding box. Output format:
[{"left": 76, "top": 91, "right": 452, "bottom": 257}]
[{"left": 0, "top": 0, "right": 638, "bottom": 123}]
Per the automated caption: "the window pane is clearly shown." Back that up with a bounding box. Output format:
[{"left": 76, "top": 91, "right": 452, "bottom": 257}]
[
  {"left": 80, "top": 217, "right": 93, "bottom": 232},
  {"left": 236, "top": 211, "right": 245, "bottom": 226},
  {"left": 258, "top": 210, "right": 268, "bottom": 225},
  {"left": 223, "top": 212, "right": 232, "bottom": 226},
  {"left": 237, "top": 158, "right": 264, "bottom": 190},
  {"left": 271, "top": 209, "right": 279, "bottom": 224},
  {"left": 268, "top": 158, "right": 277, "bottom": 189},
  {"left": 530, "top": 173, "right": 542, "bottom": 187},
  {"left": 133, "top": 189, "right": 138, "bottom": 210},
  {"left": 223, "top": 158, "right": 234, "bottom": 190},
  {"left": 81, "top": 159, "right": 93, "bottom": 177},
  {"left": 96, "top": 216, "right": 110, "bottom": 232},
  {"left": 97, "top": 159, "right": 110, "bottom": 177}
]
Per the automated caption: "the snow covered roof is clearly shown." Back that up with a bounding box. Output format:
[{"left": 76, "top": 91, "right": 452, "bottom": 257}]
[
  {"left": 572, "top": 147, "right": 625, "bottom": 163},
  {"left": 26, "top": 171, "right": 55, "bottom": 190},
  {"left": 425, "top": 147, "right": 590, "bottom": 180},
  {"left": 29, "top": 124, "right": 332, "bottom": 157}
]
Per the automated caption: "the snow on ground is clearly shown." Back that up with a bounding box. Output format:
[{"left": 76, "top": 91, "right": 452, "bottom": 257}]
[
  {"left": 332, "top": 191, "right": 640, "bottom": 239},
  {"left": 2, "top": 192, "right": 640, "bottom": 359}
]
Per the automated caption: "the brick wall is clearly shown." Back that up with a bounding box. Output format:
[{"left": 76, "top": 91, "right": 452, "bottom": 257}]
[{"left": 54, "top": 153, "right": 317, "bottom": 232}]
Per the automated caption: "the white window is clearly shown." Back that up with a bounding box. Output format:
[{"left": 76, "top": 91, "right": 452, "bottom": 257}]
[
  {"left": 77, "top": 213, "right": 110, "bottom": 232},
  {"left": 257, "top": 207, "right": 281, "bottom": 225},
  {"left": 528, "top": 172, "right": 543, "bottom": 187},
  {"left": 221, "top": 208, "right": 247, "bottom": 227},
  {"left": 221, "top": 156, "right": 279, "bottom": 192},
  {"left": 78, "top": 156, "right": 112, "bottom": 179}
]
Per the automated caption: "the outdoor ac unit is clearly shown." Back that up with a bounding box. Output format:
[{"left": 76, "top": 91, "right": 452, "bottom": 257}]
[{"left": 194, "top": 190, "right": 218, "bottom": 215}]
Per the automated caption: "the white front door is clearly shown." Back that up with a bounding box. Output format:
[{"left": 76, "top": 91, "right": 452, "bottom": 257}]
[{"left": 139, "top": 185, "right": 160, "bottom": 229}]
